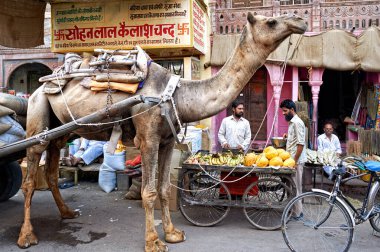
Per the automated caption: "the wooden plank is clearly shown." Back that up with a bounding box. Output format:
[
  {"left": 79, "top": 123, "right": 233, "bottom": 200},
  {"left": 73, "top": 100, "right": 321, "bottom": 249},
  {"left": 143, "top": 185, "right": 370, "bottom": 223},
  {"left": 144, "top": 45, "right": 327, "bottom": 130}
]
[
  {"left": 0, "top": 95, "right": 145, "bottom": 159},
  {"left": 181, "top": 163, "right": 296, "bottom": 174}
]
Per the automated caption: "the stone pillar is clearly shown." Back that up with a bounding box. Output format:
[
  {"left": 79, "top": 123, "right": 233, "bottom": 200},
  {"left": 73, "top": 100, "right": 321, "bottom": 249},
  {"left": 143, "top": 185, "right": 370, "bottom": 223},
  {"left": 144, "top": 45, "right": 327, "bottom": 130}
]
[
  {"left": 208, "top": 0, "right": 217, "bottom": 34},
  {"left": 272, "top": 0, "right": 281, "bottom": 17},
  {"left": 311, "top": 0, "right": 321, "bottom": 32},
  {"left": 265, "top": 64, "right": 285, "bottom": 138},
  {"left": 308, "top": 68, "right": 324, "bottom": 149}
]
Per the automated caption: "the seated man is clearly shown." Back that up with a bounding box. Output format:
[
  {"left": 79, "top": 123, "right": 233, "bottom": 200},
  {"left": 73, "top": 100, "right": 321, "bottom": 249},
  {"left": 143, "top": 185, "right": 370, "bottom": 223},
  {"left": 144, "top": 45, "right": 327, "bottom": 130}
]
[
  {"left": 317, "top": 122, "right": 342, "bottom": 176},
  {"left": 70, "top": 138, "right": 107, "bottom": 166}
]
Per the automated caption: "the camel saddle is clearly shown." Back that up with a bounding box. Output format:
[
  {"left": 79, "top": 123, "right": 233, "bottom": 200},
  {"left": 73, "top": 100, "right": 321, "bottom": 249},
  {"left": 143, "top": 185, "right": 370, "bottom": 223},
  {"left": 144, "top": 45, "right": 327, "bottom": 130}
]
[{"left": 40, "top": 46, "right": 150, "bottom": 94}]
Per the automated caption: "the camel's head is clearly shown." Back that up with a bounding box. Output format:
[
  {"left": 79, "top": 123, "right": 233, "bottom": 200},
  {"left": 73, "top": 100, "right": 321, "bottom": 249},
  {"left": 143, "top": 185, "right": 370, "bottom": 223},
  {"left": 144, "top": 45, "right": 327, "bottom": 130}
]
[{"left": 242, "top": 13, "right": 307, "bottom": 51}]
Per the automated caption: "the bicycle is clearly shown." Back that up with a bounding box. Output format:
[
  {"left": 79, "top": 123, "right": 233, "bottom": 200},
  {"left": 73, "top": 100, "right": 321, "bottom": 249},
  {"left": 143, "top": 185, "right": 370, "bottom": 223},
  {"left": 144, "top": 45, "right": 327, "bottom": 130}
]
[{"left": 281, "top": 157, "right": 380, "bottom": 252}]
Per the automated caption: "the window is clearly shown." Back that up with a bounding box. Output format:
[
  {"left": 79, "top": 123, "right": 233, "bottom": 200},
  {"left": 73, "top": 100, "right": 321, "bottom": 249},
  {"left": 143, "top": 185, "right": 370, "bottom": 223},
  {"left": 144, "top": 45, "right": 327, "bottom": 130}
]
[
  {"left": 220, "top": 26, "right": 223, "bottom": 34},
  {"left": 342, "top": 20, "right": 346, "bottom": 29},
  {"left": 362, "top": 19, "right": 366, "bottom": 28},
  {"left": 355, "top": 20, "right": 359, "bottom": 28},
  {"left": 369, "top": 19, "right": 373, "bottom": 26},
  {"left": 348, "top": 19, "right": 353, "bottom": 28},
  {"left": 231, "top": 25, "right": 234, "bottom": 33},
  {"left": 323, "top": 21, "right": 327, "bottom": 29},
  {"left": 335, "top": 20, "right": 340, "bottom": 29},
  {"left": 237, "top": 25, "right": 240, "bottom": 33},
  {"left": 156, "top": 60, "right": 184, "bottom": 77},
  {"left": 329, "top": 20, "right": 333, "bottom": 28},
  {"left": 280, "top": 0, "right": 311, "bottom": 5},
  {"left": 225, "top": 25, "right": 229, "bottom": 34}
]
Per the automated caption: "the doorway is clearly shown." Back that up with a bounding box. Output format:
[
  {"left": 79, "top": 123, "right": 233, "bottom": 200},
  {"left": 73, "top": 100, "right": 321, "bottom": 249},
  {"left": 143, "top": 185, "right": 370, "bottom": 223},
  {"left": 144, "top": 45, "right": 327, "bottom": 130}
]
[
  {"left": 318, "top": 69, "right": 364, "bottom": 140},
  {"left": 8, "top": 63, "right": 52, "bottom": 96},
  {"left": 227, "top": 67, "right": 267, "bottom": 141}
]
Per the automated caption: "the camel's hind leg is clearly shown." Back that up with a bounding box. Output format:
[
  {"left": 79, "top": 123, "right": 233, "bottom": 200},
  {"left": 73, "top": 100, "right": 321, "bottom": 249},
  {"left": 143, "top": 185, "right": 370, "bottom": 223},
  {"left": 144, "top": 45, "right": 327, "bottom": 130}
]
[
  {"left": 157, "top": 139, "right": 185, "bottom": 244},
  {"left": 45, "top": 136, "right": 80, "bottom": 219},
  {"left": 17, "top": 143, "right": 46, "bottom": 248}
]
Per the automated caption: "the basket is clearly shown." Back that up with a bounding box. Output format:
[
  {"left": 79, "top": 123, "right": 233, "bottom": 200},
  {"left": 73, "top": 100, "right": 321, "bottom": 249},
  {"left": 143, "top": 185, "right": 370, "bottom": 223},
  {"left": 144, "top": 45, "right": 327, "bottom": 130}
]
[
  {"left": 220, "top": 172, "right": 259, "bottom": 196},
  {"left": 271, "top": 137, "right": 286, "bottom": 148}
]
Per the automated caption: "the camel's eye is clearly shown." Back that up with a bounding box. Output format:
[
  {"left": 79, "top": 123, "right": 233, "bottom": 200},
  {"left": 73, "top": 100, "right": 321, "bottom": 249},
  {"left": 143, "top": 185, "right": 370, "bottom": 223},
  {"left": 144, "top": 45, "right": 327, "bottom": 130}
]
[{"left": 267, "top": 19, "right": 277, "bottom": 27}]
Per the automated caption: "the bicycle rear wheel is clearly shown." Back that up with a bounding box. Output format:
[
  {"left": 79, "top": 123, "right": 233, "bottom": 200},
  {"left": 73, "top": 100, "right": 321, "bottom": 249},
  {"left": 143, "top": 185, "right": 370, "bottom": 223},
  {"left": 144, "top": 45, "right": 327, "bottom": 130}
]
[
  {"left": 179, "top": 172, "right": 231, "bottom": 227},
  {"left": 368, "top": 183, "right": 380, "bottom": 232},
  {"left": 281, "top": 192, "right": 354, "bottom": 252}
]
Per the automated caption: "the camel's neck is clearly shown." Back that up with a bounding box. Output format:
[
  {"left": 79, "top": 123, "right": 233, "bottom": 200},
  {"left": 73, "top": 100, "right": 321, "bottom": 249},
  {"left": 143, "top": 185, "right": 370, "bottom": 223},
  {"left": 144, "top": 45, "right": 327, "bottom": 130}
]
[{"left": 175, "top": 36, "right": 269, "bottom": 123}]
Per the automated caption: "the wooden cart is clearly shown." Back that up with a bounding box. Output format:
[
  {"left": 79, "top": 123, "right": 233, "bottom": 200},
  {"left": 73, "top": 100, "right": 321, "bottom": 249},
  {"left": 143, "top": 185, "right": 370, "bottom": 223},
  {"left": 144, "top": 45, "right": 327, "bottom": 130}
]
[{"left": 178, "top": 163, "right": 296, "bottom": 230}]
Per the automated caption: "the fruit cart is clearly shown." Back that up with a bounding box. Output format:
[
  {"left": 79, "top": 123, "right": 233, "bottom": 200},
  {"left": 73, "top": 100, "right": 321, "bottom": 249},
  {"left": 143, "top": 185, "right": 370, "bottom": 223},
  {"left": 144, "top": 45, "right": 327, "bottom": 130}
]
[{"left": 178, "top": 163, "right": 296, "bottom": 230}]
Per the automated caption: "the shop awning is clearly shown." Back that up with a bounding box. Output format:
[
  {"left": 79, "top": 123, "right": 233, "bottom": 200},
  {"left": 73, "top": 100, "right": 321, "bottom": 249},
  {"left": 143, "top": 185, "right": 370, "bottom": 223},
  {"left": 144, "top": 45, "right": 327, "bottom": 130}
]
[{"left": 211, "top": 26, "right": 380, "bottom": 72}]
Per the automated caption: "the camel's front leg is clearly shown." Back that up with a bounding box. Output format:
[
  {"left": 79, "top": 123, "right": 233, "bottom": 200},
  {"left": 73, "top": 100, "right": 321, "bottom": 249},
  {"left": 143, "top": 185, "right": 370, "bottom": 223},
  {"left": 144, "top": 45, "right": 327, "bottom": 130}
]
[
  {"left": 17, "top": 146, "right": 44, "bottom": 248},
  {"left": 157, "top": 140, "right": 185, "bottom": 244},
  {"left": 45, "top": 138, "right": 79, "bottom": 219},
  {"left": 139, "top": 140, "right": 168, "bottom": 252}
]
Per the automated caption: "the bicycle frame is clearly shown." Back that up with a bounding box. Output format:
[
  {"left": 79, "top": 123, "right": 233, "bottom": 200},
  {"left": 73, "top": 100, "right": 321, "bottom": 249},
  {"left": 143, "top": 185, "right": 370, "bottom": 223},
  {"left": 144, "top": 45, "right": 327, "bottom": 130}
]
[
  {"left": 341, "top": 172, "right": 380, "bottom": 222},
  {"left": 312, "top": 170, "right": 380, "bottom": 227}
]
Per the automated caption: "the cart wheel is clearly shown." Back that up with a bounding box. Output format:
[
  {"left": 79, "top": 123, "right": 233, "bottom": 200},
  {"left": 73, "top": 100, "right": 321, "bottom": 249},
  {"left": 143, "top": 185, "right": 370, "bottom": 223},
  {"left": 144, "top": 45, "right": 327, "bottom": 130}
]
[
  {"left": 179, "top": 172, "right": 231, "bottom": 227},
  {"left": 0, "top": 161, "right": 22, "bottom": 202},
  {"left": 243, "top": 177, "right": 294, "bottom": 230}
]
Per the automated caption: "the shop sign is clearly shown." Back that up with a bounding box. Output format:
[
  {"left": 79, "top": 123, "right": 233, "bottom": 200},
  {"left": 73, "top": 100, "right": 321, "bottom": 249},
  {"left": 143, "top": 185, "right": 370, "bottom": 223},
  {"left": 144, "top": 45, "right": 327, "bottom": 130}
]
[{"left": 51, "top": 0, "right": 207, "bottom": 54}]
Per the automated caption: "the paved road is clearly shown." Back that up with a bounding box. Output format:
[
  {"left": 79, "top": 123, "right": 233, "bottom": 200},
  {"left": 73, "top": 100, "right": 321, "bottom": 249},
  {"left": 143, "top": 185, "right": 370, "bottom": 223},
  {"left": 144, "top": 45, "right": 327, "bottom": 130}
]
[{"left": 0, "top": 182, "right": 379, "bottom": 252}]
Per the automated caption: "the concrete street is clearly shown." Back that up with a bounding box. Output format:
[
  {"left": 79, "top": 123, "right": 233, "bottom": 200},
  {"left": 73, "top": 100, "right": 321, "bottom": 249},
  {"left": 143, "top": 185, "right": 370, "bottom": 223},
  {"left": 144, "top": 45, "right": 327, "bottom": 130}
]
[{"left": 0, "top": 182, "right": 379, "bottom": 252}]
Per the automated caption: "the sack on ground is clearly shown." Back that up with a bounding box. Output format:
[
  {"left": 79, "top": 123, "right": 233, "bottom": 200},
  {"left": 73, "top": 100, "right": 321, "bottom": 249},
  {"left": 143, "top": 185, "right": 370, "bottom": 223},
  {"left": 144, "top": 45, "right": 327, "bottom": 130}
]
[
  {"left": 0, "top": 115, "right": 25, "bottom": 145},
  {"left": 98, "top": 163, "right": 116, "bottom": 193},
  {"left": 103, "top": 143, "right": 126, "bottom": 171}
]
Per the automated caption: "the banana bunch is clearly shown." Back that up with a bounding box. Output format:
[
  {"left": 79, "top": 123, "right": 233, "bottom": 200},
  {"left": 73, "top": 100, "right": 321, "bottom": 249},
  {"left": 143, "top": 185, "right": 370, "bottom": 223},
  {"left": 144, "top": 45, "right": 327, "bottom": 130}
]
[
  {"left": 185, "top": 152, "right": 244, "bottom": 166},
  {"left": 209, "top": 154, "right": 224, "bottom": 165},
  {"left": 226, "top": 154, "right": 244, "bottom": 166}
]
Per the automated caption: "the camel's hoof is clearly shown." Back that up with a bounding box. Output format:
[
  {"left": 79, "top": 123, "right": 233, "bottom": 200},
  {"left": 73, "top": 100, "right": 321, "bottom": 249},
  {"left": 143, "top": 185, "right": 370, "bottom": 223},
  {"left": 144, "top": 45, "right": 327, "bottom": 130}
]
[
  {"left": 17, "top": 231, "right": 38, "bottom": 248},
  {"left": 61, "top": 209, "right": 80, "bottom": 219},
  {"left": 145, "top": 239, "right": 168, "bottom": 252},
  {"left": 165, "top": 229, "right": 186, "bottom": 243}
]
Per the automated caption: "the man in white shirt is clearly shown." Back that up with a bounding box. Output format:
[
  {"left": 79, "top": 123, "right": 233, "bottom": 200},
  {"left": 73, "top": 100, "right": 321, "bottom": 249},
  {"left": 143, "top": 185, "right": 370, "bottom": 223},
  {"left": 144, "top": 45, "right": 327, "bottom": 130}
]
[
  {"left": 281, "top": 99, "right": 306, "bottom": 219},
  {"left": 218, "top": 100, "right": 251, "bottom": 151},
  {"left": 317, "top": 122, "right": 342, "bottom": 176},
  {"left": 317, "top": 122, "right": 342, "bottom": 155}
]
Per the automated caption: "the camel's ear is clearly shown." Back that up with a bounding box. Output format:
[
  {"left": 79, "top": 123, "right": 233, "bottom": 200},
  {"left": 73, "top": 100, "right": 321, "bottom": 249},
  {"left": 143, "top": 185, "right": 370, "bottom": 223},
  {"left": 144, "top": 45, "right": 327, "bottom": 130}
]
[{"left": 247, "top": 12, "right": 256, "bottom": 25}]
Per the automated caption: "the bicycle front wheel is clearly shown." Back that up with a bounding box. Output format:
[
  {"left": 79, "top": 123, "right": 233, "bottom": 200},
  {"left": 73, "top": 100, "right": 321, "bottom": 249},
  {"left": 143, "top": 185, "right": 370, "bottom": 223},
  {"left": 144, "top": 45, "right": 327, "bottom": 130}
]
[
  {"left": 281, "top": 192, "right": 354, "bottom": 252},
  {"left": 368, "top": 182, "right": 380, "bottom": 232}
]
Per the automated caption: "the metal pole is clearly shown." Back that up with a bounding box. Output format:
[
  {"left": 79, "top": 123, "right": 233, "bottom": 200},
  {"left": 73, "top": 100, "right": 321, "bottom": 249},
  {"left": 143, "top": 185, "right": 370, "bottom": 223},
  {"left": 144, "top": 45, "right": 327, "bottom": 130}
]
[{"left": 0, "top": 95, "right": 146, "bottom": 158}]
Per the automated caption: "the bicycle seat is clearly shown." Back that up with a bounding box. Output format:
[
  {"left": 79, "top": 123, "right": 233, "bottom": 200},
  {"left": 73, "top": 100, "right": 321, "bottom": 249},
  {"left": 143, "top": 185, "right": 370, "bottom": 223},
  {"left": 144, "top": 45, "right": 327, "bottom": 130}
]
[
  {"left": 332, "top": 166, "right": 346, "bottom": 176},
  {"left": 365, "top": 161, "right": 380, "bottom": 172}
]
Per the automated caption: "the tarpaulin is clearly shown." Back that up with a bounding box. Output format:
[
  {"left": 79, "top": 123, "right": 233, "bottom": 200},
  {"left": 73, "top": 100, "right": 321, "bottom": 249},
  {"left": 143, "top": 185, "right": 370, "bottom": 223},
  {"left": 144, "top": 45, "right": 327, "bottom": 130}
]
[
  {"left": 211, "top": 26, "right": 380, "bottom": 72},
  {"left": 0, "top": 0, "right": 46, "bottom": 48}
]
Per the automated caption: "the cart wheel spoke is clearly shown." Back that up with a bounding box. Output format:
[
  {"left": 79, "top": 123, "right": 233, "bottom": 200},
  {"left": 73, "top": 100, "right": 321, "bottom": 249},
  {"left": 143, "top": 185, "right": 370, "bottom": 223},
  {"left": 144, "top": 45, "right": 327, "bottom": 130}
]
[{"left": 243, "top": 177, "right": 294, "bottom": 230}]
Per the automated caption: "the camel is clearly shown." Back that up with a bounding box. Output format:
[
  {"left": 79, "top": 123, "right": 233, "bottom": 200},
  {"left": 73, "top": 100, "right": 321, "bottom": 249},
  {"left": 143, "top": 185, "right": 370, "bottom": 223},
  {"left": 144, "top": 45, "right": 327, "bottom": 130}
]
[{"left": 18, "top": 13, "right": 306, "bottom": 251}]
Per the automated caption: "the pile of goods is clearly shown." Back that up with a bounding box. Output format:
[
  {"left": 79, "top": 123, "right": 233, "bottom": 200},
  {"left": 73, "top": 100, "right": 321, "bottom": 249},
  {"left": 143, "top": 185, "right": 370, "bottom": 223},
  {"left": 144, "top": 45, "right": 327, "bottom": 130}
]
[
  {"left": 343, "top": 154, "right": 380, "bottom": 182},
  {"left": 306, "top": 149, "right": 340, "bottom": 167},
  {"left": 184, "top": 146, "right": 296, "bottom": 168},
  {"left": 253, "top": 146, "right": 295, "bottom": 168},
  {"left": 185, "top": 151, "right": 245, "bottom": 166}
]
